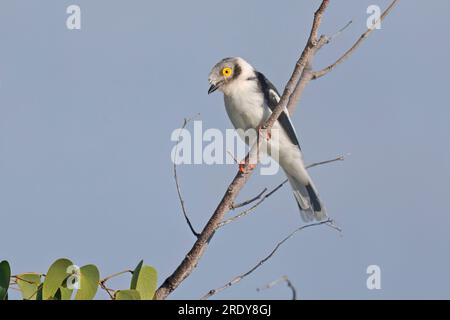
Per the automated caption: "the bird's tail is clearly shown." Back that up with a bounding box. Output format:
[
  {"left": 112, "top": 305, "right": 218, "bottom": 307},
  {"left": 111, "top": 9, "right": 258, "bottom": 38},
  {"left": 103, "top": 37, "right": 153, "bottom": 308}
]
[{"left": 286, "top": 172, "right": 327, "bottom": 222}]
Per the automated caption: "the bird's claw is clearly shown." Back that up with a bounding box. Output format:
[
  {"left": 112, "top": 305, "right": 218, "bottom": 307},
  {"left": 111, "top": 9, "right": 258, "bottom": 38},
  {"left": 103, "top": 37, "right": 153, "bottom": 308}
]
[{"left": 239, "top": 162, "right": 257, "bottom": 173}]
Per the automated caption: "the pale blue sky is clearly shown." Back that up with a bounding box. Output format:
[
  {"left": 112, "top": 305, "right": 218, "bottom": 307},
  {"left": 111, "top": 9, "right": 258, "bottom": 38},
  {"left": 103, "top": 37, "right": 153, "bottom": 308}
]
[{"left": 1, "top": 1, "right": 450, "bottom": 299}]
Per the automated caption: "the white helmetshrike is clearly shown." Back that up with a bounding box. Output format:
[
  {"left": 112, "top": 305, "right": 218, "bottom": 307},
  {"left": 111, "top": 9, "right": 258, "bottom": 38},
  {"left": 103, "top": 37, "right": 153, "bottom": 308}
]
[{"left": 208, "top": 57, "right": 326, "bottom": 222}]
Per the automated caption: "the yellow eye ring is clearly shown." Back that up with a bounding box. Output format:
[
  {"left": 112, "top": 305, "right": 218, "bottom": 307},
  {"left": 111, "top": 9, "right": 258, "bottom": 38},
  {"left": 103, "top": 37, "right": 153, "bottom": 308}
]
[{"left": 222, "top": 67, "right": 232, "bottom": 77}]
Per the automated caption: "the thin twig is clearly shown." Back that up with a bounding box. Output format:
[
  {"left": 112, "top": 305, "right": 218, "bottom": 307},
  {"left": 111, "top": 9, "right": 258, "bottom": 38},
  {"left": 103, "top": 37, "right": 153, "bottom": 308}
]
[
  {"left": 226, "top": 150, "right": 239, "bottom": 164},
  {"left": 98, "top": 269, "right": 133, "bottom": 300},
  {"left": 312, "top": 0, "right": 400, "bottom": 80},
  {"left": 100, "top": 269, "right": 132, "bottom": 284},
  {"left": 231, "top": 188, "right": 268, "bottom": 210},
  {"left": 306, "top": 155, "right": 346, "bottom": 169},
  {"left": 329, "top": 20, "right": 353, "bottom": 42},
  {"left": 326, "top": 219, "right": 343, "bottom": 233},
  {"left": 173, "top": 116, "right": 201, "bottom": 238},
  {"left": 219, "top": 181, "right": 288, "bottom": 228},
  {"left": 11, "top": 274, "right": 41, "bottom": 285},
  {"left": 201, "top": 219, "right": 332, "bottom": 300},
  {"left": 99, "top": 282, "right": 115, "bottom": 300},
  {"left": 287, "top": 18, "right": 353, "bottom": 114},
  {"left": 285, "top": 278, "right": 297, "bottom": 300},
  {"left": 257, "top": 275, "right": 297, "bottom": 300}
]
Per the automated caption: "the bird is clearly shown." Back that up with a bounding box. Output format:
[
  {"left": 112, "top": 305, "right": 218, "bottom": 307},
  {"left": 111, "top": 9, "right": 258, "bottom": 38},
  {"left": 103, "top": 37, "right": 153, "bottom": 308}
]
[{"left": 208, "top": 57, "right": 326, "bottom": 222}]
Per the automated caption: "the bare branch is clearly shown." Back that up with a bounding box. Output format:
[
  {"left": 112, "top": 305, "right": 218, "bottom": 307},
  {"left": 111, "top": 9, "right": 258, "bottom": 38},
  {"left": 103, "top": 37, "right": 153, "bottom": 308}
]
[
  {"left": 219, "top": 180, "right": 288, "bottom": 228},
  {"left": 98, "top": 269, "right": 133, "bottom": 300},
  {"left": 154, "top": 1, "right": 332, "bottom": 300},
  {"left": 312, "top": 0, "right": 400, "bottom": 80},
  {"left": 173, "top": 116, "right": 201, "bottom": 238},
  {"left": 306, "top": 155, "right": 346, "bottom": 169},
  {"left": 257, "top": 275, "right": 297, "bottom": 300},
  {"left": 285, "top": 278, "right": 298, "bottom": 300},
  {"left": 201, "top": 219, "right": 332, "bottom": 300},
  {"left": 231, "top": 188, "right": 268, "bottom": 210},
  {"left": 155, "top": 0, "right": 398, "bottom": 299},
  {"left": 287, "top": 67, "right": 313, "bottom": 115},
  {"left": 262, "top": 0, "right": 330, "bottom": 130},
  {"left": 219, "top": 154, "right": 345, "bottom": 227},
  {"left": 309, "top": 0, "right": 330, "bottom": 44},
  {"left": 287, "top": 19, "right": 352, "bottom": 115},
  {"left": 325, "top": 219, "right": 343, "bottom": 233},
  {"left": 99, "top": 282, "right": 115, "bottom": 300},
  {"left": 100, "top": 269, "right": 132, "bottom": 284},
  {"left": 329, "top": 20, "right": 353, "bottom": 41}
]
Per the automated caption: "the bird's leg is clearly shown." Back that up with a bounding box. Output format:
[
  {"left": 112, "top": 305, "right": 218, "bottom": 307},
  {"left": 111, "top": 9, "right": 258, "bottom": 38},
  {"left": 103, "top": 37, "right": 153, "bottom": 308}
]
[
  {"left": 239, "top": 124, "right": 271, "bottom": 174},
  {"left": 255, "top": 125, "right": 271, "bottom": 164},
  {"left": 257, "top": 125, "right": 272, "bottom": 141}
]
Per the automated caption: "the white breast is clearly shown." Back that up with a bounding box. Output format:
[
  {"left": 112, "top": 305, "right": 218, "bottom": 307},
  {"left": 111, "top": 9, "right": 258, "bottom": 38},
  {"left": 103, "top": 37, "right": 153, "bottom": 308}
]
[
  {"left": 222, "top": 78, "right": 304, "bottom": 177},
  {"left": 223, "top": 80, "right": 265, "bottom": 131}
]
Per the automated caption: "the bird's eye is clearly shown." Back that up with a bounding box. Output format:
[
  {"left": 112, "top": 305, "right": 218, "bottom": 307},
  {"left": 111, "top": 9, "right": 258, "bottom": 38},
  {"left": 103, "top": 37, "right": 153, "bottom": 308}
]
[{"left": 222, "top": 67, "right": 233, "bottom": 77}]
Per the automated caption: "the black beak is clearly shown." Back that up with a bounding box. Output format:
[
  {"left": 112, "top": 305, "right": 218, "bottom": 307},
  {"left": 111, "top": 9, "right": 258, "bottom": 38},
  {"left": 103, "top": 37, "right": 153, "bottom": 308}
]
[{"left": 208, "top": 84, "right": 219, "bottom": 95}]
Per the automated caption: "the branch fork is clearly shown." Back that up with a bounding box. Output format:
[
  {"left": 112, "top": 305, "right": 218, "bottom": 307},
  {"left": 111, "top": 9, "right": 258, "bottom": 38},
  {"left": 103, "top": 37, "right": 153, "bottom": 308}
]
[{"left": 157, "top": 0, "right": 400, "bottom": 300}]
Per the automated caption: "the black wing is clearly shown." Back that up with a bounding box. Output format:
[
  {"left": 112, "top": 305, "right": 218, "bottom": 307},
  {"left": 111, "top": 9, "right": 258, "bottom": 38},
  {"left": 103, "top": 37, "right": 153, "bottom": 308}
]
[{"left": 255, "top": 71, "right": 301, "bottom": 148}]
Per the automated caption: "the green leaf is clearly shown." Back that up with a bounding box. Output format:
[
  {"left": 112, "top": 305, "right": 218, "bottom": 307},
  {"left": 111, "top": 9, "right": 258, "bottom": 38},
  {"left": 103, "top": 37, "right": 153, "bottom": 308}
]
[
  {"left": 54, "top": 286, "right": 73, "bottom": 300},
  {"left": 130, "top": 260, "right": 157, "bottom": 300},
  {"left": 130, "top": 260, "right": 143, "bottom": 288},
  {"left": 0, "top": 260, "right": 11, "bottom": 300},
  {"left": 115, "top": 289, "right": 141, "bottom": 300},
  {"left": 75, "top": 264, "right": 100, "bottom": 300},
  {"left": 42, "top": 258, "right": 73, "bottom": 300},
  {"left": 16, "top": 273, "right": 41, "bottom": 300},
  {"left": 36, "top": 284, "right": 43, "bottom": 300}
]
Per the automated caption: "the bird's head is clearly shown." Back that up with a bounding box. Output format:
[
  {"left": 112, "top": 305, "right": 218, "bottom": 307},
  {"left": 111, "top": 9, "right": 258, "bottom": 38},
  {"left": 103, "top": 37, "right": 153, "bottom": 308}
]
[{"left": 208, "top": 57, "right": 254, "bottom": 95}]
